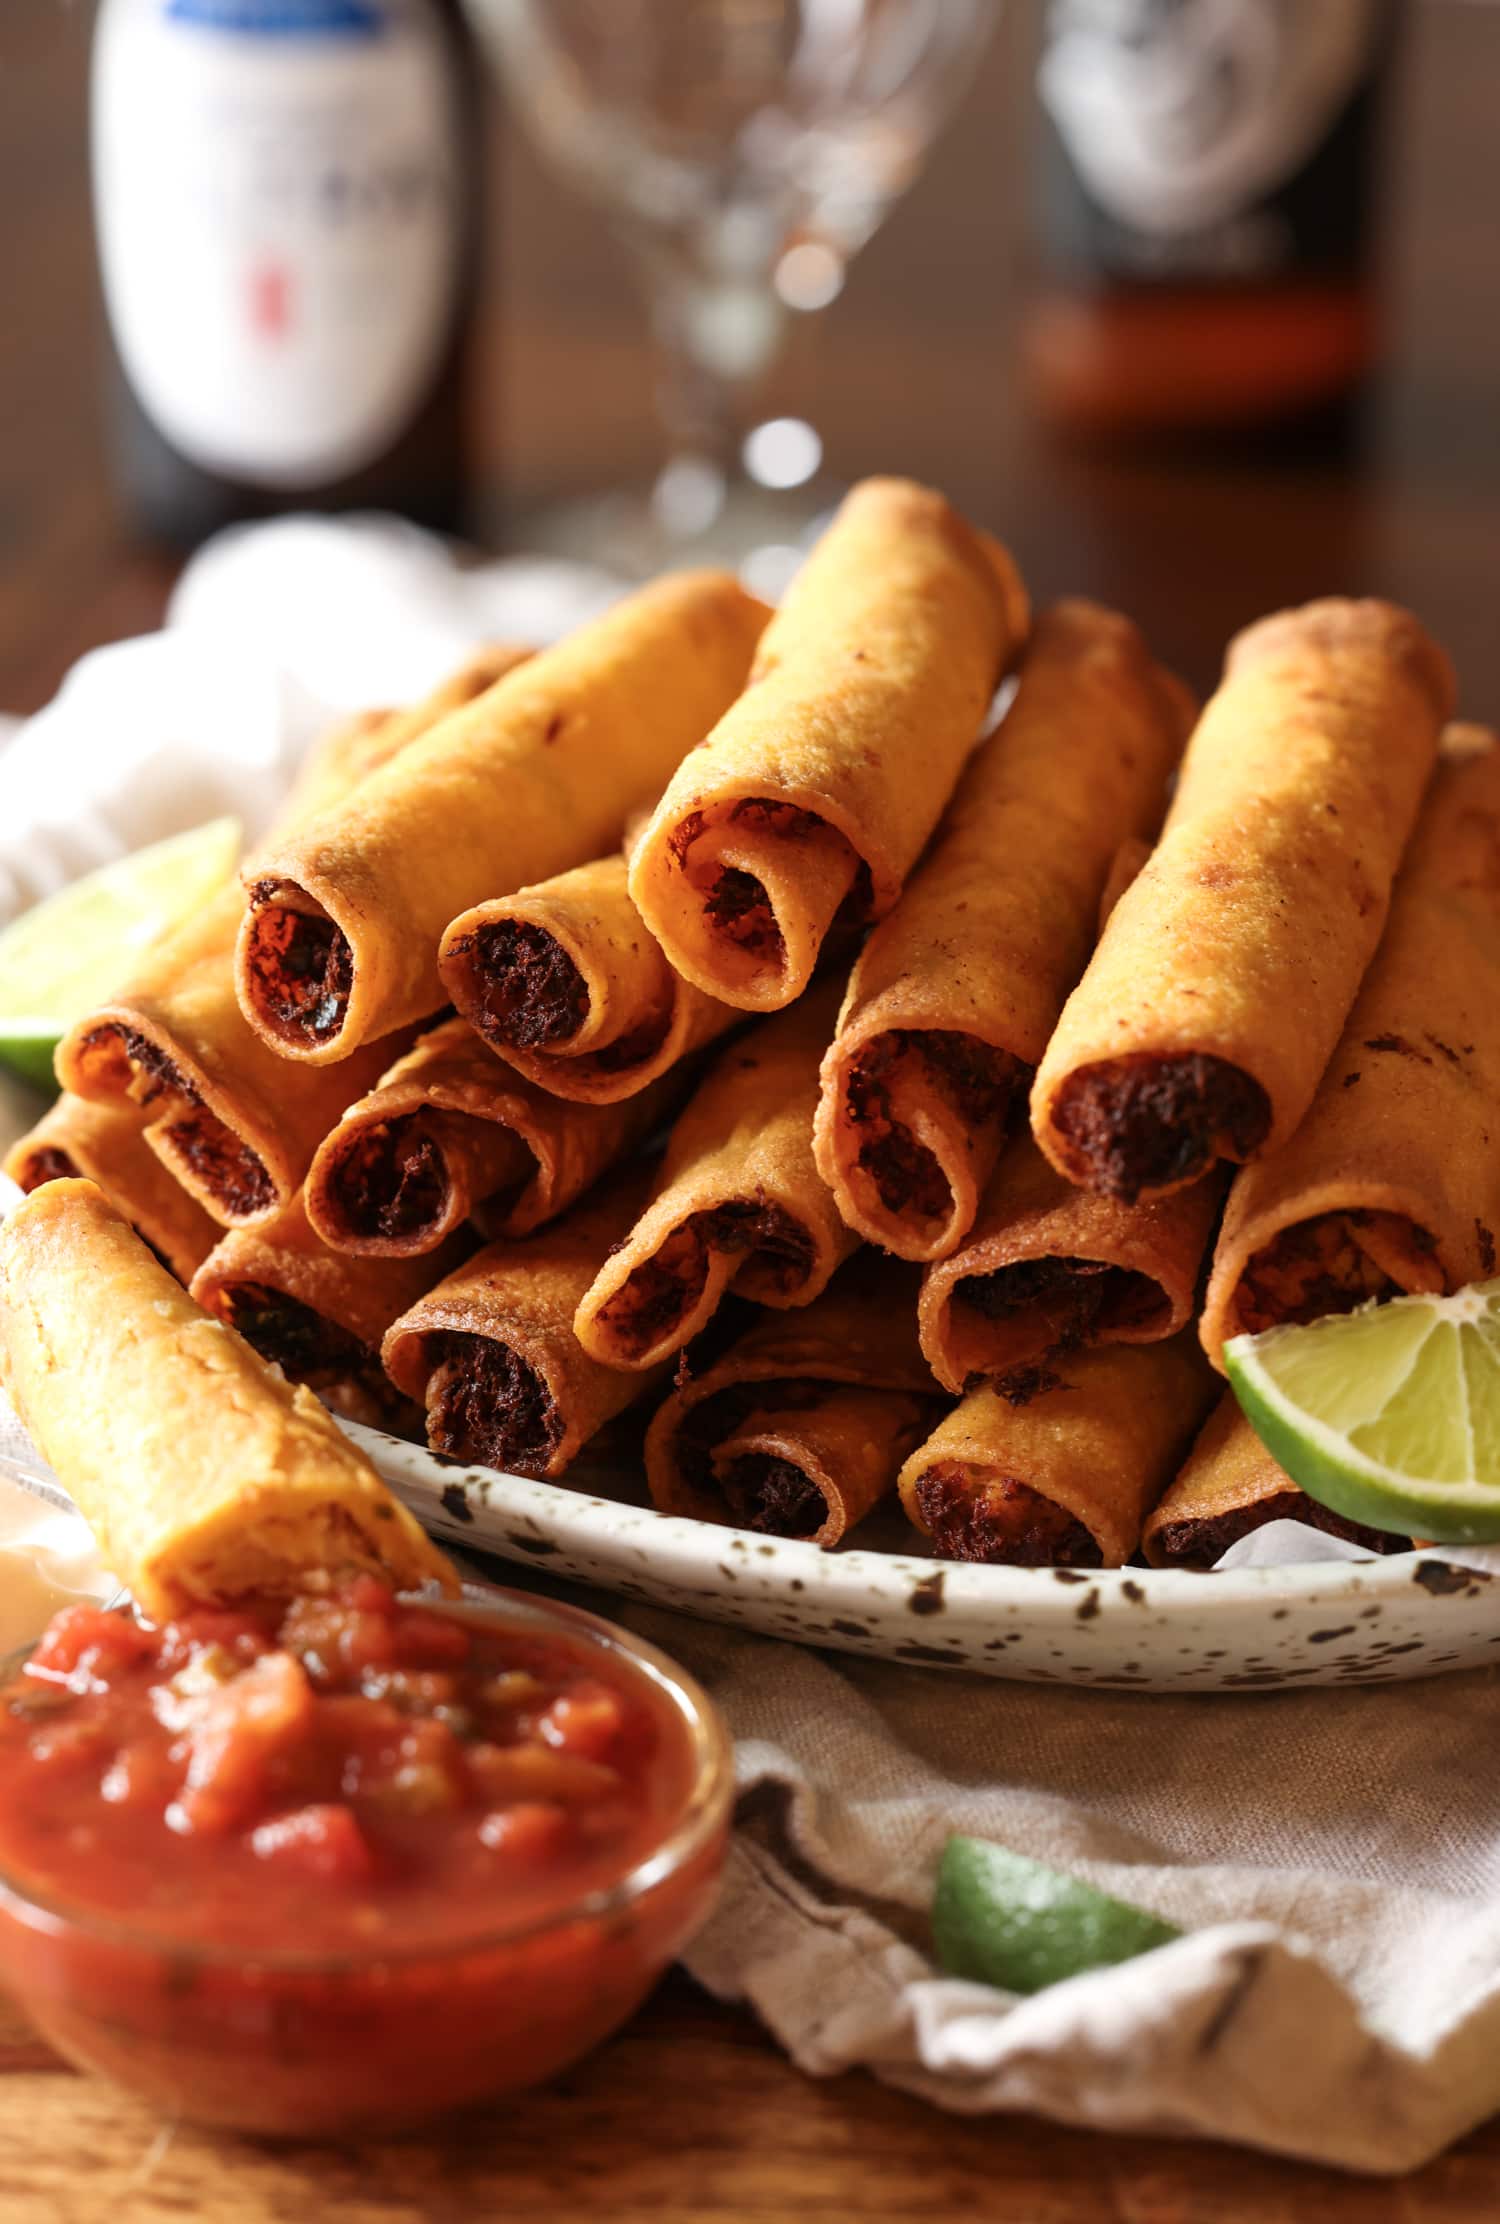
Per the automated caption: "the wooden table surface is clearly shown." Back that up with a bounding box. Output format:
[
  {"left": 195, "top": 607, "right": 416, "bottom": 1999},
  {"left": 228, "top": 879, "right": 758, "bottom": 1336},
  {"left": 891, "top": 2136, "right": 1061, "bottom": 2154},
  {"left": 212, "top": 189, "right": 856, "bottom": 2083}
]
[{"left": 3, "top": 5, "right": 1500, "bottom": 2217}]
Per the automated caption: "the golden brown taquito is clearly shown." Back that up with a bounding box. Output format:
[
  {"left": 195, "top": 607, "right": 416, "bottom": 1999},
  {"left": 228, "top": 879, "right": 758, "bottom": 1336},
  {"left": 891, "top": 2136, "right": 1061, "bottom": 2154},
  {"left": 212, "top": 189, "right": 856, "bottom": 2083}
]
[
  {"left": 191, "top": 1190, "right": 471, "bottom": 1434},
  {"left": 5, "top": 1093, "right": 218, "bottom": 1284},
  {"left": 573, "top": 980, "right": 856, "bottom": 1371},
  {"left": 1032, "top": 600, "right": 1455, "bottom": 1204},
  {"left": 814, "top": 601, "right": 1190, "bottom": 1259},
  {"left": 239, "top": 572, "right": 769, "bottom": 1061},
  {"left": 629, "top": 479, "right": 1029, "bottom": 1013},
  {"left": 439, "top": 852, "right": 741, "bottom": 1102},
  {"left": 643, "top": 1263, "right": 938, "bottom": 1545},
  {"left": 284, "top": 646, "right": 534, "bottom": 823},
  {"left": 305, "top": 1016, "right": 675, "bottom": 1257},
  {"left": 383, "top": 1177, "right": 665, "bottom": 1480},
  {"left": 1200, "top": 725, "right": 1500, "bottom": 1366},
  {"left": 899, "top": 1334, "right": 1217, "bottom": 1568},
  {"left": 1143, "top": 1393, "right": 1409, "bottom": 1567},
  {"left": 54, "top": 651, "right": 527, "bottom": 1229},
  {"left": 918, "top": 1132, "right": 1225, "bottom": 1395},
  {"left": 0, "top": 1180, "right": 456, "bottom": 1618}
]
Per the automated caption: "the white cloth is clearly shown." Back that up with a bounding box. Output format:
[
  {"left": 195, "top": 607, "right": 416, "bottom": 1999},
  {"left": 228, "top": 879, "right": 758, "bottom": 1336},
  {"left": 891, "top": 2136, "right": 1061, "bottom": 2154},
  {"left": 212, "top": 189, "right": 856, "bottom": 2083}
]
[{"left": 3, "top": 515, "right": 1498, "bottom": 2176}]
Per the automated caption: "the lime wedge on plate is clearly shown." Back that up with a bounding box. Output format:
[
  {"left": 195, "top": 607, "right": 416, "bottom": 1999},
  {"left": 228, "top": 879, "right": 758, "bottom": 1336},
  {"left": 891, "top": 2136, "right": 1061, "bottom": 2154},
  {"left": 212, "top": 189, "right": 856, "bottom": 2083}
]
[
  {"left": 1227, "top": 1281, "right": 1500, "bottom": 1544},
  {"left": 0, "top": 818, "right": 241, "bottom": 1090},
  {"left": 931, "top": 1836, "right": 1181, "bottom": 1995}
]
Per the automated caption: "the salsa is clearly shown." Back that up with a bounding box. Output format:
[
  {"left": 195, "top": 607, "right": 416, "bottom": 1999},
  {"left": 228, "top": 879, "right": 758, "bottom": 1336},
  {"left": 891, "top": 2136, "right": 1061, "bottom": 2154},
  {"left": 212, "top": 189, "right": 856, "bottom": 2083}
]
[
  {"left": 0, "top": 1579, "right": 687, "bottom": 1953},
  {"left": 0, "top": 1583, "right": 730, "bottom": 2133}
]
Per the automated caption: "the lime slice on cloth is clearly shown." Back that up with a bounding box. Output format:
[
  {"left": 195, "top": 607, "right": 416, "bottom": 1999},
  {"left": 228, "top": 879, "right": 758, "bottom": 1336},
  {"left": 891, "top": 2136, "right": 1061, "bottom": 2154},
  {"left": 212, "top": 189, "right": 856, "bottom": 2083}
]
[
  {"left": 931, "top": 1836, "right": 1181, "bottom": 1996},
  {"left": 0, "top": 818, "right": 241, "bottom": 1090},
  {"left": 1227, "top": 1281, "right": 1500, "bottom": 1545}
]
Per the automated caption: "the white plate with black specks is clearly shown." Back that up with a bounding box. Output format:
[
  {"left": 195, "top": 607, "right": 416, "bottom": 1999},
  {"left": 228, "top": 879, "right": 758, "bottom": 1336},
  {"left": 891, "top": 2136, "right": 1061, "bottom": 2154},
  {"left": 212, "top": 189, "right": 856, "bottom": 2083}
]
[{"left": 350, "top": 1424, "right": 1500, "bottom": 1692}]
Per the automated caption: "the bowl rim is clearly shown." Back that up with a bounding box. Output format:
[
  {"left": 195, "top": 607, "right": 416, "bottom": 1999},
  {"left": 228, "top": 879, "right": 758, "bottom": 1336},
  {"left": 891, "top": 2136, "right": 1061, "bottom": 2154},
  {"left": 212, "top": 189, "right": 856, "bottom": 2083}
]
[{"left": 0, "top": 1581, "right": 735, "bottom": 1975}]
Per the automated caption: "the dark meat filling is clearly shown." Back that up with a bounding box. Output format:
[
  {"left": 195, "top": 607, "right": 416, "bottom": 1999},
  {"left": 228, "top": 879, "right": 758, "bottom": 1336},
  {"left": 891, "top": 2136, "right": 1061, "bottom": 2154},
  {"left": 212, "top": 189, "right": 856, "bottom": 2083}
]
[
  {"left": 1052, "top": 1052, "right": 1270, "bottom": 1203},
  {"left": 1152, "top": 1493, "right": 1409, "bottom": 1569},
  {"left": 328, "top": 1118, "right": 450, "bottom": 1241},
  {"left": 671, "top": 1379, "right": 826, "bottom": 1505},
  {"left": 602, "top": 1204, "right": 815, "bottom": 1357},
  {"left": 17, "top": 1148, "right": 75, "bottom": 1188},
  {"left": 716, "top": 1454, "right": 827, "bottom": 1539},
  {"left": 1234, "top": 1212, "right": 1439, "bottom": 1336},
  {"left": 244, "top": 887, "right": 354, "bottom": 1043},
  {"left": 450, "top": 921, "right": 590, "bottom": 1051},
  {"left": 160, "top": 1111, "right": 275, "bottom": 1218},
  {"left": 846, "top": 1031, "right": 1020, "bottom": 1222},
  {"left": 705, "top": 867, "right": 780, "bottom": 959},
  {"left": 915, "top": 1464, "right": 1103, "bottom": 1568},
  {"left": 222, "top": 1285, "right": 410, "bottom": 1431},
  {"left": 957, "top": 1255, "right": 1162, "bottom": 1344},
  {"left": 424, "top": 1330, "right": 563, "bottom": 1477}
]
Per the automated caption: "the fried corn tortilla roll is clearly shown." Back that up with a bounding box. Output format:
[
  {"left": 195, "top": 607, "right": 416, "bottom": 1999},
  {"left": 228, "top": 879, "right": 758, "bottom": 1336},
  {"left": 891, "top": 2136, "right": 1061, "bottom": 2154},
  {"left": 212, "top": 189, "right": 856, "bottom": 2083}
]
[
  {"left": 439, "top": 852, "right": 741, "bottom": 1103},
  {"left": 1143, "top": 1393, "right": 1409, "bottom": 1567},
  {"left": 899, "top": 1334, "right": 1217, "bottom": 1568},
  {"left": 573, "top": 981, "right": 856, "bottom": 1371},
  {"left": 53, "top": 653, "right": 524, "bottom": 1229},
  {"left": 1200, "top": 725, "right": 1500, "bottom": 1366},
  {"left": 191, "top": 1191, "right": 472, "bottom": 1435},
  {"left": 305, "top": 1016, "right": 674, "bottom": 1257},
  {"left": 238, "top": 572, "right": 770, "bottom": 1062},
  {"left": 1031, "top": 599, "right": 1456, "bottom": 1204},
  {"left": 383, "top": 1178, "right": 665, "bottom": 1480},
  {"left": 629, "top": 479, "right": 1029, "bottom": 1014},
  {"left": 5, "top": 1094, "right": 218, "bottom": 1284},
  {"left": 814, "top": 601, "right": 1190, "bottom": 1259},
  {"left": 643, "top": 1264, "right": 938, "bottom": 1545},
  {"left": 0, "top": 1180, "right": 456, "bottom": 1618},
  {"left": 918, "top": 1131, "right": 1225, "bottom": 1396}
]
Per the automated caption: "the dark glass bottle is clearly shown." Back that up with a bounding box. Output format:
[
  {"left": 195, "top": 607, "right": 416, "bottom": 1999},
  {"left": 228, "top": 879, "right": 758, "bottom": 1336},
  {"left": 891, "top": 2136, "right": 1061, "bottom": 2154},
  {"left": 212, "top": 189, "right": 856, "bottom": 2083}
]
[
  {"left": 92, "top": 0, "right": 481, "bottom": 548},
  {"left": 1023, "top": 0, "right": 1399, "bottom": 437}
]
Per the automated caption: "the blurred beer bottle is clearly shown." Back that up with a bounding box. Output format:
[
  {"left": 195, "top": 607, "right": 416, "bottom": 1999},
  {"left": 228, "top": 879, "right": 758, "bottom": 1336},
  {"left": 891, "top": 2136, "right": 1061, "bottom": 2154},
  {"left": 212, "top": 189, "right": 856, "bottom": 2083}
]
[
  {"left": 1023, "top": 0, "right": 1400, "bottom": 437},
  {"left": 92, "top": 0, "right": 481, "bottom": 549}
]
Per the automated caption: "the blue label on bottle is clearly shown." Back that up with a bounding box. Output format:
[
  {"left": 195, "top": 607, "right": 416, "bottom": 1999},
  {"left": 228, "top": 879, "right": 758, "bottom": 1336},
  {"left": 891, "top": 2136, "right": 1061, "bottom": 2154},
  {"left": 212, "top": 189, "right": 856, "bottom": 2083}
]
[{"left": 165, "top": 0, "right": 386, "bottom": 35}]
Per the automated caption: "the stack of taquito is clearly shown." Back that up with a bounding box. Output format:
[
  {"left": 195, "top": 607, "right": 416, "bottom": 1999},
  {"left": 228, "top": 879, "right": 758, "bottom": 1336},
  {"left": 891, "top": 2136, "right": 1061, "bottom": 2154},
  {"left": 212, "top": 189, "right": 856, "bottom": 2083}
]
[{"left": 6, "top": 473, "right": 1485, "bottom": 1585}]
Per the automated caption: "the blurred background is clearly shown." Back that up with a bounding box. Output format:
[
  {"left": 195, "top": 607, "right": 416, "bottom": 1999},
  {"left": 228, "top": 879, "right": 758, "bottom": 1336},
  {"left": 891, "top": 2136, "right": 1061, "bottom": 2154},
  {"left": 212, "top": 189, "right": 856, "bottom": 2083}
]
[{"left": 0, "top": 0, "right": 1495, "bottom": 715}]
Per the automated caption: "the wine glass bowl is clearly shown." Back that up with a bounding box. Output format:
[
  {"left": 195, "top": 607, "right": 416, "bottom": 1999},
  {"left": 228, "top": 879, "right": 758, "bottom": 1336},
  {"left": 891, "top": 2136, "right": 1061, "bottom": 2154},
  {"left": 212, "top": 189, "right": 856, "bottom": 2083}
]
[{"left": 469, "top": 0, "right": 996, "bottom": 574}]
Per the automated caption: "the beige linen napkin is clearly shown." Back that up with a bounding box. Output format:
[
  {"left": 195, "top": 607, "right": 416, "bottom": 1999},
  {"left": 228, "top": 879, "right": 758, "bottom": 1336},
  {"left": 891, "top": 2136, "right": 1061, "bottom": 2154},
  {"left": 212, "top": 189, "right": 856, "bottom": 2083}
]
[{"left": 608, "top": 1597, "right": 1500, "bottom": 2177}]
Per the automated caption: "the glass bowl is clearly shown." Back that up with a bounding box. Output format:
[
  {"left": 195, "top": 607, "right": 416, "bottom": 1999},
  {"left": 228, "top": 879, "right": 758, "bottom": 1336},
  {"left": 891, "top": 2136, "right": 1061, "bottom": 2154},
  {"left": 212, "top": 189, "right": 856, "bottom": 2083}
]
[{"left": 0, "top": 1586, "right": 733, "bottom": 2136}]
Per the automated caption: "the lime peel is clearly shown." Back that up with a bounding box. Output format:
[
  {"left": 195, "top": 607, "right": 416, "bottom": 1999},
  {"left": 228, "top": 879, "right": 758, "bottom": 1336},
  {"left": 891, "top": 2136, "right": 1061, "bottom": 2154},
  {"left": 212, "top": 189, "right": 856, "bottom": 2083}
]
[{"left": 931, "top": 1835, "right": 1182, "bottom": 1996}]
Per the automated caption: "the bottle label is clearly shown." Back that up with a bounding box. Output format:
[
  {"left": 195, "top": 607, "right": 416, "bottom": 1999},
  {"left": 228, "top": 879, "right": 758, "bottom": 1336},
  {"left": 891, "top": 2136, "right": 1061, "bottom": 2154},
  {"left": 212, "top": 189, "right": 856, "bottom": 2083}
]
[
  {"left": 1039, "top": 0, "right": 1388, "bottom": 283},
  {"left": 93, "top": 0, "right": 462, "bottom": 488}
]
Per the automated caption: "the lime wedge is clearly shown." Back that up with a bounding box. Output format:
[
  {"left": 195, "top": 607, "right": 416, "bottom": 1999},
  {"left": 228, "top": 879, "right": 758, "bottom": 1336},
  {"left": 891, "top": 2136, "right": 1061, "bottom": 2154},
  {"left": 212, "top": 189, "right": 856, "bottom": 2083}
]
[
  {"left": 931, "top": 1836, "right": 1181, "bottom": 1995},
  {"left": 1227, "top": 1281, "right": 1500, "bottom": 1544},
  {"left": 0, "top": 818, "right": 241, "bottom": 1091}
]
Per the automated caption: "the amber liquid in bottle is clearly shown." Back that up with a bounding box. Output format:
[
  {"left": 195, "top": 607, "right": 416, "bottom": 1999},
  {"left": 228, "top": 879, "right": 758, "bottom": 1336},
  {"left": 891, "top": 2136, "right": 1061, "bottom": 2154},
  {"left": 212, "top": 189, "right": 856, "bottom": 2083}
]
[{"left": 1023, "top": 0, "right": 1398, "bottom": 438}]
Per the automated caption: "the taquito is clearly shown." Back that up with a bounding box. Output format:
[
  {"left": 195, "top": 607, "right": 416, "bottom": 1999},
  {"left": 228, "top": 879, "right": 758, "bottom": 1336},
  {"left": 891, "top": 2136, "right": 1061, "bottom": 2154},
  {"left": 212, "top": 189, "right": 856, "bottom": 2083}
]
[
  {"left": 283, "top": 646, "right": 534, "bottom": 823},
  {"left": 305, "top": 1016, "right": 674, "bottom": 1256},
  {"left": 815, "top": 600, "right": 1190, "bottom": 1259},
  {"left": 643, "top": 1263, "right": 938, "bottom": 1545},
  {"left": 573, "top": 980, "right": 856, "bottom": 1370},
  {"left": 191, "top": 1191, "right": 471, "bottom": 1434},
  {"left": 239, "top": 572, "right": 769, "bottom": 1061},
  {"left": 899, "top": 1335, "right": 1217, "bottom": 1567},
  {"left": 439, "top": 852, "right": 741, "bottom": 1102},
  {"left": 1032, "top": 600, "right": 1455, "bottom": 1203},
  {"left": 1200, "top": 724, "right": 1500, "bottom": 1364},
  {"left": 918, "top": 1131, "right": 1225, "bottom": 1395},
  {"left": 629, "top": 479, "right": 1029, "bottom": 1012},
  {"left": 55, "top": 649, "right": 528, "bottom": 1228},
  {"left": 1143, "top": 1393, "right": 1409, "bottom": 1567},
  {"left": 0, "top": 1180, "right": 455, "bottom": 1618},
  {"left": 5, "top": 1093, "right": 218, "bottom": 1284},
  {"left": 383, "top": 1177, "right": 665, "bottom": 1480}
]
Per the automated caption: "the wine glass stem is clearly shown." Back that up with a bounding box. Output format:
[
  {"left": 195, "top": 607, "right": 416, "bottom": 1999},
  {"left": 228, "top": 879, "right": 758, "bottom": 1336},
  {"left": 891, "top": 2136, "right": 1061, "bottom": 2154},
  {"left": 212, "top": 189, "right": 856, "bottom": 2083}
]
[{"left": 632, "top": 242, "right": 788, "bottom": 532}]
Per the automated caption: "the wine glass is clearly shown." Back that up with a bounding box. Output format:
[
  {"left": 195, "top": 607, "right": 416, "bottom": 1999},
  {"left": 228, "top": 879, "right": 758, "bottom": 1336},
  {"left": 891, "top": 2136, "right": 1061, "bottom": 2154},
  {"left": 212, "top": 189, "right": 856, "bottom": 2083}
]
[{"left": 468, "top": 0, "right": 996, "bottom": 585}]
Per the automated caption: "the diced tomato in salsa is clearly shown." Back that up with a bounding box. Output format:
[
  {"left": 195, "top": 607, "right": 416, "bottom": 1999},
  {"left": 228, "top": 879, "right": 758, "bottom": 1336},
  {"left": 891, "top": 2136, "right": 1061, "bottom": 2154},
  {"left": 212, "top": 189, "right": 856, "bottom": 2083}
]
[{"left": 0, "top": 1583, "right": 691, "bottom": 1954}]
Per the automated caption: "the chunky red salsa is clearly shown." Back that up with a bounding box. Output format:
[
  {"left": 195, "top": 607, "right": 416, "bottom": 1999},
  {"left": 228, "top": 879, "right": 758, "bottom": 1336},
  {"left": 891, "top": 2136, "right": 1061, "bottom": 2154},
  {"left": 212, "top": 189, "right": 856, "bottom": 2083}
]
[{"left": 0, "top": 1579, "right": 692, "bottom": 1954}]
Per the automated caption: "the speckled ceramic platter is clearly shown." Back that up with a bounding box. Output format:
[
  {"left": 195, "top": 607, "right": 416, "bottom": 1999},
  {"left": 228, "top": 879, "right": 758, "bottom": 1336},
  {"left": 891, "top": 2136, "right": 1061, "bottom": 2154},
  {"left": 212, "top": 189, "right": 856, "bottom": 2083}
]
[{"left": 350, "top": 1423, "right": 1500, "bottom": 1692}]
